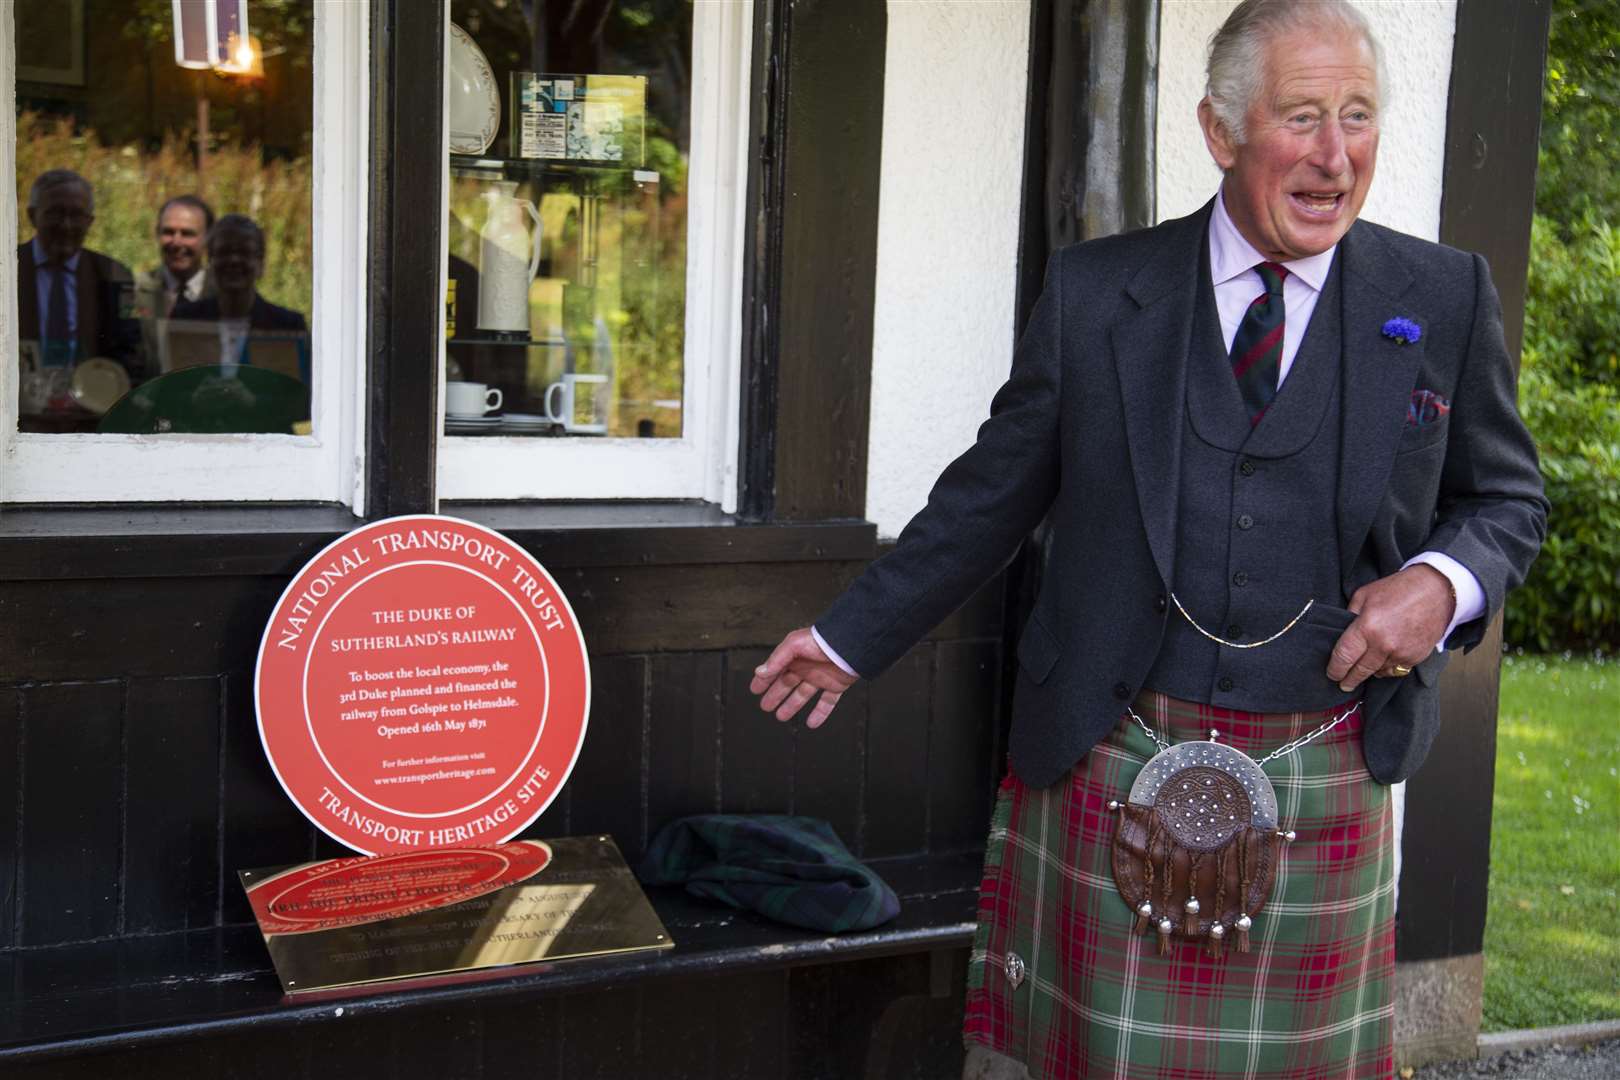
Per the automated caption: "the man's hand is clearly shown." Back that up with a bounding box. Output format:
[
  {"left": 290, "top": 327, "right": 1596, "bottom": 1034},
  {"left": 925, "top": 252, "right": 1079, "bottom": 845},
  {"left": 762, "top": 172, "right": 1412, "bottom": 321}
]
[
  {"left": 1326, "top": 565, "right": 1456, "bottom": 692},
  {"left": 750, "top": 627, "right": 859, "bottom": 729}
]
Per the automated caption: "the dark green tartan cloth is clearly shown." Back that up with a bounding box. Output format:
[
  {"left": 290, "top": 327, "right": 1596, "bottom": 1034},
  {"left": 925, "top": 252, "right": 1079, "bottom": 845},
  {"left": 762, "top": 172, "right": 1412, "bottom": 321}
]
[
  {"left": 965, "top": 692, "right": 1395, "bottom": 1079},
  {"left": 638, "top": 814, "right": 900, "bottom": 932}
]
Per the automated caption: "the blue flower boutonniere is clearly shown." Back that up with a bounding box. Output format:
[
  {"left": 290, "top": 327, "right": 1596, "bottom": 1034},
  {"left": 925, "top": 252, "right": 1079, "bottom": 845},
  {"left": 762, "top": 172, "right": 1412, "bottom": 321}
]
[{"left": 1382, "top": 316, "right": 1422, "bottom": 345}]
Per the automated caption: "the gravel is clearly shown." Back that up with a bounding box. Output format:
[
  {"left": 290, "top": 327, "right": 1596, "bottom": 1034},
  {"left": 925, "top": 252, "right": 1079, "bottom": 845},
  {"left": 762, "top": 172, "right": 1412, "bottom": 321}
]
[{"left": 1412, "top": 1037, "right": 1620, "bottom": 1079}]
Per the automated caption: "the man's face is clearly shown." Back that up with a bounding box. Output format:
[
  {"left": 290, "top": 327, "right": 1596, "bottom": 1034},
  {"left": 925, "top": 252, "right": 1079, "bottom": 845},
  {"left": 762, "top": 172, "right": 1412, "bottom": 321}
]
[
  {"left": 157, "top": 204, "right": 208, "bottom": 278},
  {"left": 208, "top": 228, "right": 265, "bottom": 293},
  {"left": 1199, "top": 29, "right": 1380, "bottom": 261},
  {"left": 27, "top": 184, "right": 93, "bottom": 263}
]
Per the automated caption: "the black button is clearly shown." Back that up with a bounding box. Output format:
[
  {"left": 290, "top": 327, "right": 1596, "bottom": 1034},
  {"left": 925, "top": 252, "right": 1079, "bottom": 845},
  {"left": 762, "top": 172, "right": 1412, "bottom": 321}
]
[
  {"left": 1218, "top": 676, "right": 1235, "bottom": 692},
  {"left": 1232, "top": 571, "right": 1249, "bottom": 587},
  {"left": 1154, "top": 593, "right": 1167, "bottom": 613},
  {"left": 1226, "top": 624, "right": 1243, "bottom": 638},
  {"left": 1237, "top": 514, "right": 1254, "bottom": 530},
  {"left": 1113, "top": 682, "right": 1131, "bottom": 700},
  {"left": 1239, "top": 459, "right": 1256, "bottom": 477}
]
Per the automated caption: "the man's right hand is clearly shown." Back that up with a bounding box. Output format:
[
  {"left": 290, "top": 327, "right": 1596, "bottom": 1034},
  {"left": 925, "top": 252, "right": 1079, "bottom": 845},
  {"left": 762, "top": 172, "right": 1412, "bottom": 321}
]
[{"left": 750, "top": 627, "right": 859, "bottom": 729}]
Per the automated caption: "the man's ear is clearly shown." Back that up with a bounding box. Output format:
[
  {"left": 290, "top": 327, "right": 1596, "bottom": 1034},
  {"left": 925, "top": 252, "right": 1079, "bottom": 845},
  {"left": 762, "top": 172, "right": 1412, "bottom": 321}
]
[{"left": 1198, "top": 97, "right": 1238, "bottom": 172}]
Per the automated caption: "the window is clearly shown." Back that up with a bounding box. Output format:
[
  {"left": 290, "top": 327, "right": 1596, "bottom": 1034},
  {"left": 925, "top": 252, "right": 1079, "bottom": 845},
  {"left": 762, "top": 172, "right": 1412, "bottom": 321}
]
[
  {"left": 1, "top": 0, "right": 367, "bottom": 503},
  {"left": 437, "top": 0, "right": 750, "bottom": 505}
]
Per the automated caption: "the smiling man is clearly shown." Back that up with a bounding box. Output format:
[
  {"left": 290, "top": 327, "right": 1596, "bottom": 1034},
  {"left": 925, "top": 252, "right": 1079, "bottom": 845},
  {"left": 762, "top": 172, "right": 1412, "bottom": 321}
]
[{"left": 750, "top": 2, "right": 1547, "bottom": 1078}]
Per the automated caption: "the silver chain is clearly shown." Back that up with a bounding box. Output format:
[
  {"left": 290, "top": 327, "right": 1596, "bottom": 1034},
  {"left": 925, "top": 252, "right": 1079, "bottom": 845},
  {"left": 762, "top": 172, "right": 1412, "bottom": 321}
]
[
  {"left": 1170, "top": 592, "right": 1315, "bottom": 649},
  {"left": 1126, "top": 700, "right": 1363, "bottom": 767}
]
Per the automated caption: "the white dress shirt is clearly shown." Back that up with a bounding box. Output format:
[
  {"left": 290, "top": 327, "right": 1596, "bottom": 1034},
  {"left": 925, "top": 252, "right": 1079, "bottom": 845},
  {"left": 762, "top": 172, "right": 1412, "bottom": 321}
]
[{"left": 813, "top": 194, "right": 1484, "bottom": 677}]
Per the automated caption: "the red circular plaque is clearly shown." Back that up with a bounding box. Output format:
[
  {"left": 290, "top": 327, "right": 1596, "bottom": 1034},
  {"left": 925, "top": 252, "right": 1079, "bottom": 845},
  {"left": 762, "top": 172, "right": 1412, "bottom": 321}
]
[{"left": 255, "top": 515, "right": 589, "bottom": 854}]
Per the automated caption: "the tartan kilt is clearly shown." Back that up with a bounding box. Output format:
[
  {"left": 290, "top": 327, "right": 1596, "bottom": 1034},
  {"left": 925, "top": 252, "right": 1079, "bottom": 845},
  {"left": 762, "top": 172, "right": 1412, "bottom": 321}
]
[{"left": 964, "top": 692, "right": 1395, "bottom": 1080}]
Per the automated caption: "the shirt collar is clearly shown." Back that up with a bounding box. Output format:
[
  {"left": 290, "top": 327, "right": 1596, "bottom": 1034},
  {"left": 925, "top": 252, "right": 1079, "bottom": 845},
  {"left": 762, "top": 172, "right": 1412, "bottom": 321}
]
[
  {"left": 31, "top": 236, "right": 81, "bottom": 273},
  {"left": 1209, "top": 189, "right": 1336, "bottom": 293}
]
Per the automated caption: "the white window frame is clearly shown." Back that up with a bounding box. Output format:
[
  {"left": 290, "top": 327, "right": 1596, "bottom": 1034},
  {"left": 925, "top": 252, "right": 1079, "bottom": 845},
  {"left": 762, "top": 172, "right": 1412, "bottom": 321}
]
[
  {"left": 0, "top": 1, "right": 370, "bottom": 507},
  {"left": 437, "top": 0, "right": 750, "bottom": 510}
]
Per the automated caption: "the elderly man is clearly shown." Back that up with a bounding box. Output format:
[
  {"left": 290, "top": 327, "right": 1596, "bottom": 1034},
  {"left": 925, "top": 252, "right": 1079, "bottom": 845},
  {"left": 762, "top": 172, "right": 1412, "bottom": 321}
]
[
  {"left": 15, "top": 169, "right": 141, "bottom": 377},
  {"left": 751, "top": 1, "right": 1546, "bottom": 1077}
]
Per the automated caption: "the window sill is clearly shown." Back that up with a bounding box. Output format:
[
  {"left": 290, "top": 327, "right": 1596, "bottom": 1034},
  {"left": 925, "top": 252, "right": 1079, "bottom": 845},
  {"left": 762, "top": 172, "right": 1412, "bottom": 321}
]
[{"left": 0, "top": 502, "right": 877, "bottom": 581}]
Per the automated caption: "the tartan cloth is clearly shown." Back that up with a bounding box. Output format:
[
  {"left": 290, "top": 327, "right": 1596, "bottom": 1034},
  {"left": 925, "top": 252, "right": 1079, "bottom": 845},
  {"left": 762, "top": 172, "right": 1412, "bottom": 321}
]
[
  {"left": 964, "top": 692, "right": 1395, "bottom": 1079},
  {"left": 637, "top": 814, "right": 900, "bottom": 932}
]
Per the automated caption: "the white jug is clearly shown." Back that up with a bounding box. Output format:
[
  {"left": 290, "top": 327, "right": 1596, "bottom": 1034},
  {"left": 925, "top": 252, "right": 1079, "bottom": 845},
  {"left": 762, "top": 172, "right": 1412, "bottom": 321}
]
[{"left": 477, "top": 182, "right": 542, "bottom": 334}]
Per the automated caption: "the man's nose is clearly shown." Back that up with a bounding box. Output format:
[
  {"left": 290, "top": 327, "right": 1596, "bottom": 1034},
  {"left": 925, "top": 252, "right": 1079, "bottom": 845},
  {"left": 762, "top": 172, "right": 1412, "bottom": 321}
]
[{"left": 1309, "top": 121, "right": 1349, "bottom": 176}]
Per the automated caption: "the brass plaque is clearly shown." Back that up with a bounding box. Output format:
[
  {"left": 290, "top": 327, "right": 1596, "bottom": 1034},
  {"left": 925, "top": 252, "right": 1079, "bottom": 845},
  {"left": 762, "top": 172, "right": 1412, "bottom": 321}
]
[{"left": 238, "top": 835, "right": 672, "bottom": 996}]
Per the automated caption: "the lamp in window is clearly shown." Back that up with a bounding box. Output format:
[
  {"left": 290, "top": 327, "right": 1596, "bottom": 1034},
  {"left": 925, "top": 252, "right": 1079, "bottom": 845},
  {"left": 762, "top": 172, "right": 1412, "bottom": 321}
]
[{"left": 171, "top": 0, "right": 250, "bottom": 71}]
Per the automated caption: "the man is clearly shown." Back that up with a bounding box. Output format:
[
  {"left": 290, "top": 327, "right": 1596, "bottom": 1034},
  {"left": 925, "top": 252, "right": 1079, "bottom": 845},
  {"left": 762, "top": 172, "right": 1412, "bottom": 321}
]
[
  {"left": 751, "top": 2, "right": 1546, "bottom": 1077},
  {"left": 15, "top": 169, "right": 142, "bottom": 382},
  {"left": 134, "top": 195, "right": 217, "bottom": 368}
]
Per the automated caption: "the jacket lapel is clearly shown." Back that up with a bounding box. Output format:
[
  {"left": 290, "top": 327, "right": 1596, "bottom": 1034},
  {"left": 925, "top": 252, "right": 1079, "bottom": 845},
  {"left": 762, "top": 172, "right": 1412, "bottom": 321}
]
[
  {"left": 1112, "top": 205, "right": 1209, "bottom": 587},
  {"left": 1335, "top": 221, "right": 1425, "bottom": 587}
]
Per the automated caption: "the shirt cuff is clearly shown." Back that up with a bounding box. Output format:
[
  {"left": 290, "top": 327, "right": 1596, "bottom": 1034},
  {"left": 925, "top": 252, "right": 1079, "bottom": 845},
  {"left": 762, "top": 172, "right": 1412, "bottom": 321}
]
[
  {"left": 1402, "top": 551, "right": 1487, "bottom": 653},
  {"left": 810, "top": 625, "right": 860, "bottom": 678}
]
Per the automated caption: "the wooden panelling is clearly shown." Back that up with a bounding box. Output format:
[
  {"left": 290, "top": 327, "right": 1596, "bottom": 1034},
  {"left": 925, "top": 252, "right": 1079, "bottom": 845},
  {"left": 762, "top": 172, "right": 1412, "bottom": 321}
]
[
  {"left": 219, "top": 673, "right": 315, "bottom": 926},
  {"left": 0, "top": 577, "right": 290, "bottom": 682},
  {"left": 123, "top": 677, "right": 221, "bottom": 933},
  {"left": 646, "top": 652, "right": 723, "bottom": 836},
  {"left": 863, "top": 648, "right": 933, "bottom": 858},
  {"left": 567, "top": 655, "right": 649, "bottom": 857},
  {"left": 0, "top": 687, "right": 18, "bottom": 948},
  {"left": 930, "top": 641, "right": 1001, "bottom": 853},
  {"left": 792, "top": 673, "right": 867, "bottom": 850},
  {"left": 19, "top": 681, "right": 124, "bottom": 945},
  {"left": 720, "top": 648, "right": 795, "bottom": 815}
]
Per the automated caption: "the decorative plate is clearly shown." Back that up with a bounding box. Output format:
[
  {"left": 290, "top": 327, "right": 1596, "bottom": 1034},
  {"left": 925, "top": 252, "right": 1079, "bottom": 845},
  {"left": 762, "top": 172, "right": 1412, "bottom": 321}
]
[{"left": 448, "top": 23, "right": 499, "bottom": 156}]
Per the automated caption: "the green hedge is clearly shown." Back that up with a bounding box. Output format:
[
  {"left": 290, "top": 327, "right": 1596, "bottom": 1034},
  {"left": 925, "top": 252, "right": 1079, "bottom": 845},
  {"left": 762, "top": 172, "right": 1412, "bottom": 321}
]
[{"left": 1504, "top": 216, "right": 1620, "bottom": 652}]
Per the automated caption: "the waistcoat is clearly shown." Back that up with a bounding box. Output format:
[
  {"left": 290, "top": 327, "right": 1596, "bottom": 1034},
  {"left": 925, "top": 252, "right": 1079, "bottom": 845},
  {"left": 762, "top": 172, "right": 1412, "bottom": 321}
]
[{"left": 1144, "top": 254, "right": 1359, "bottom": 713}]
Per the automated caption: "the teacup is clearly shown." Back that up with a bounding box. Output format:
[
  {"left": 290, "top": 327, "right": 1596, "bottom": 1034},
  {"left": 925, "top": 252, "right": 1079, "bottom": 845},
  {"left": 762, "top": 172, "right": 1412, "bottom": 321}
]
[{"left": 446, "top": 381, "right": 502, "bottom": 417}]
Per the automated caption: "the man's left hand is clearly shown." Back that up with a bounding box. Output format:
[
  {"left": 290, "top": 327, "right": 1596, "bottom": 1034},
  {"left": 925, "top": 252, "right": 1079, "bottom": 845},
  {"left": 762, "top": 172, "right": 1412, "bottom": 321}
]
[{"left": 1326, "top": 565, "right": 1456, "bottom": 692}]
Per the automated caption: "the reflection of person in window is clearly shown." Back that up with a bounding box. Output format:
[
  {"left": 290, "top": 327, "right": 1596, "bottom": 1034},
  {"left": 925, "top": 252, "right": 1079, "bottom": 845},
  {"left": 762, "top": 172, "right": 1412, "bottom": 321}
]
[
  {"left": 170, "top": 214, "right": 309, "bottom": 381},
  {"left": 136, "top": 195, "right": 217, "bottom": 373},
  {"left": 15, "top": 169, "right": 142, "bottom": 379}
]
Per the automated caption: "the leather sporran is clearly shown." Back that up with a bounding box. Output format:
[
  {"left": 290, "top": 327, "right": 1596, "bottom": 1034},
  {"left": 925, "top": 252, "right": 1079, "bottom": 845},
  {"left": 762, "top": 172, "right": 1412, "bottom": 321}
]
[{"left": 1109, "top": 740, "right": 1287, "bottom": 958}]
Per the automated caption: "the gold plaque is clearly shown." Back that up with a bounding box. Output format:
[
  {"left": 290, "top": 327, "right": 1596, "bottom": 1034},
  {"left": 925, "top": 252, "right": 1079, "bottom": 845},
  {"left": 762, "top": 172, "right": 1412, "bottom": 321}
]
[{"left": 238, "top": 835, "right": 672, "bottom": 996}]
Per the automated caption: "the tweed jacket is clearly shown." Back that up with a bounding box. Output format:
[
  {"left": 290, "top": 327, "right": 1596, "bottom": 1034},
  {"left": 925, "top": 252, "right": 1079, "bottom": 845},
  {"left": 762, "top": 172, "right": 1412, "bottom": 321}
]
[{"left": 817, "top": 203, "right": 1548, "bottom": 787}]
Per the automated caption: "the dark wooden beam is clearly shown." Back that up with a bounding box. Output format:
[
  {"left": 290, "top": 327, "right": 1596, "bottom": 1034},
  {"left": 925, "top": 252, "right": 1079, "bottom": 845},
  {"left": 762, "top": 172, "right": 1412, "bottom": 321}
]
[
  {"left": 1399, "top": 0, "right": 1552, "bottom": 964},
  {"left": 365, "top": 0, "right": 444, "bottom": 517}
]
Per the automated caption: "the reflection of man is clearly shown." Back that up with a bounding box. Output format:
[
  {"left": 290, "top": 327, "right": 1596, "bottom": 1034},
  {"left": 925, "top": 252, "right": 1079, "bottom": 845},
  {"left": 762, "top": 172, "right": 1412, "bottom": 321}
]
[
  {"left": 136, "top": 195, "right": 217, "bottom": 373},
  {"left": 169, "top": 214, "right": 308, "bottom": 382},
  {"left": 15, "top": 169, "right": 141, "bottom": 377},
  {"left": 751, "top": 2, "right": 1546, "bottom": 1077}
]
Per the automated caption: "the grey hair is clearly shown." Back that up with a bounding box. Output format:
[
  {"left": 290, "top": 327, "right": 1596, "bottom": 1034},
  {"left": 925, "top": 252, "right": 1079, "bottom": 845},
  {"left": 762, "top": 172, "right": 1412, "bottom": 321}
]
[
  {"left": 1206, "top": 0, "right": 1385, "bottom": 144},
  {"left": 27, "top": 168, "right": 94, "bottom": 212}
]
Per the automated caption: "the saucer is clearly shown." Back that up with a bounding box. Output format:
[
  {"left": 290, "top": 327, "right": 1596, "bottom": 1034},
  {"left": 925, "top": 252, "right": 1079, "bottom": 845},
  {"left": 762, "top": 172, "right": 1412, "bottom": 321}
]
[{"left": 446, "top": 412, "right": 500, "bottom": 423}]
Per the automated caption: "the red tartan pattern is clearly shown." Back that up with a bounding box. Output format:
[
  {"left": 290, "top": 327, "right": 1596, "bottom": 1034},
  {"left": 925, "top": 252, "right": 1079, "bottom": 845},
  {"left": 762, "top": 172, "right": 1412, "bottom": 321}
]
[{"left": 964, "top": 692, "right": 1395, "bottom": 1079}]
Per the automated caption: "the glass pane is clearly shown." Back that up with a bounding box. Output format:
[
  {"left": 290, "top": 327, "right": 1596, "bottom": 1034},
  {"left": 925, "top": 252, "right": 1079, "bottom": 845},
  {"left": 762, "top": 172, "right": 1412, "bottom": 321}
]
[
  {"left": 446, "top": 0, "right": 691, "bottom": 439},
  {"left": 13, "top": 0, "right": 313, "bottom": 435}
]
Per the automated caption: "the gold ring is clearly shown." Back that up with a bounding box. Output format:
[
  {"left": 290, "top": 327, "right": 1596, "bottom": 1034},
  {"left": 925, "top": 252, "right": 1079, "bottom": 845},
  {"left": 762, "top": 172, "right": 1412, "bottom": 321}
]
[{"left": 1390, "top": 664, "right": 1412, "bottom": 677}]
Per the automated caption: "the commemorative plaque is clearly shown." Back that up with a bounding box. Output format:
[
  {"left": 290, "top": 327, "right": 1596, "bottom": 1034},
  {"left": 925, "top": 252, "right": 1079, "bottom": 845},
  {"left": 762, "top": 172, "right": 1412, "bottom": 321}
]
[{"left": 250, "top": 515, "right": 672, "bottom": 994}]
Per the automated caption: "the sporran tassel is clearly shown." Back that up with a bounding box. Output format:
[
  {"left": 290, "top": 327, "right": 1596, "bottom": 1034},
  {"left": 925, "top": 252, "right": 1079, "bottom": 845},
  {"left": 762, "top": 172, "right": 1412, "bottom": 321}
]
[
  {"left": 1183, "top": 853, "right": 1203, "bottom": 936},
  {"left": 1236, "top": 913, "right": 1253, "bottom": 954},
  {"left": 1156, "top": 917, "right": 1173, "bottom": 955}
]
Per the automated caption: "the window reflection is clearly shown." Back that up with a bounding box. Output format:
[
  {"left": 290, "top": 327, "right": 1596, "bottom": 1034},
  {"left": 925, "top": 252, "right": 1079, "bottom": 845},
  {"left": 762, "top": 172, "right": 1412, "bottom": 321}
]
[
  {"left": 446, "top": 0, "right": 691, "bottom": 439},
  {"left": 13, "top": 0, "right": 313, "bottom": 435}
]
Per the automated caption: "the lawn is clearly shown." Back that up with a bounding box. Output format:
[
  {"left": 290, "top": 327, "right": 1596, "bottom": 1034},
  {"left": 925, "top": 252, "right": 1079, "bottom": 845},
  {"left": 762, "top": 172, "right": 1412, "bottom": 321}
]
[{"left": 1482, "top": 653, "right": 1620, "bottom": 1031}]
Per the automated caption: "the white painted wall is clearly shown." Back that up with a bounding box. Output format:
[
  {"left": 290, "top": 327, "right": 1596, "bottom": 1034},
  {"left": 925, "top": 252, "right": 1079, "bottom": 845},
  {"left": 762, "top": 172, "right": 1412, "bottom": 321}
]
[
  {"left": 1156, "top": 0, "right": 1458, "bottom": 242},
  {"left": 865, "top": 1, "right": 1032, "bottom": 539}
]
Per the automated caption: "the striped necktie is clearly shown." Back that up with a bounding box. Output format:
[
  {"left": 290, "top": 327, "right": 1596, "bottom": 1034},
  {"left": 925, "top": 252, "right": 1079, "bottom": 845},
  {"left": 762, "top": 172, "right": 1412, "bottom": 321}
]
[{"left": 1229, "top": 261, "right": 1288, "bottom": 424}]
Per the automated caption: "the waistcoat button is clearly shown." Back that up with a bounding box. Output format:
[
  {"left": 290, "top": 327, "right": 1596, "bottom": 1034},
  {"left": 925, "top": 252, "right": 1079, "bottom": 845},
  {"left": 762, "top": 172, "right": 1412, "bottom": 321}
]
[
  {"left": 1154, "top": 593, "right": 1167, "bottom": 613},
  {"left": 1227, "top": 623, "right": 1243, "bottom": 638},
  {"left": 1237, "top": 514, "right": 1254, "bottom": 530},
  {"left": 1113, "top": 682, "right": 1131, "bottom": 700},
  {"left": 1232, "top": 571, "right": 1249, "bottom": 587},
  {"left": 1239, "top": 459, "right": 1256, "bottom": 477},
  {"left": 1218, "top": 676, "right": 1235, "bottom": 692}
]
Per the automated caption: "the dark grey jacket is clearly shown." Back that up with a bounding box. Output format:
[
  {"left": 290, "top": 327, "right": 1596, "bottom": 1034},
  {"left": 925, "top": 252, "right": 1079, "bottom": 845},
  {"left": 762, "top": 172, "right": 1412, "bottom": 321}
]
[{"left": 818, "top": 203, "right": 1547, "bottom": 787}]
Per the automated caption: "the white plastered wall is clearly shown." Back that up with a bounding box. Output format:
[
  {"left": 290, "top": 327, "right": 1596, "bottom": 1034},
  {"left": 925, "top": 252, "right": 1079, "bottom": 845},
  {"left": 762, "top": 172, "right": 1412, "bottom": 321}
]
[
  {"left": 865, "top": 1, "right": 1032, "bottom": 539},
  {"left": 1157, "top": 0, "right": 1460, "bottom": 899}
]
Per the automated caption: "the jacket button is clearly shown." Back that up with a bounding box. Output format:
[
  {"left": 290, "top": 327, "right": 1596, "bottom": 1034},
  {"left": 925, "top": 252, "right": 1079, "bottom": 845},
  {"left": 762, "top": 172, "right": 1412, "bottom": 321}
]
[
  {"left": 1154, "top": 593, "right": 1167, "bottom": 613},
  {"left": 1226, "top": 623, "right": 1243, "bottom": 638},
  {"left": 1236, "top": 514, "right": 1254, "bottom": 530},
  {"left": 1218, "top": 676, "right": 1235, "bottom": 692},
  {"left": 1232, "top": 571, "right": 1249, "bottom": 587},
  {"left": 1239, "top": 459, "right": 1256, "bottom": 477},
  {"left": 1113, "top": 682, "right": 1131, "bottom": 701}
]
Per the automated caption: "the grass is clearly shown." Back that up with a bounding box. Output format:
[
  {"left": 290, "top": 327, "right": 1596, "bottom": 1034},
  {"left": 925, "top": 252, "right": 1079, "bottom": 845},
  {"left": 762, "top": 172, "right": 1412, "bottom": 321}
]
[{"left": 1481, "top": 652, "right": 1620, "bottom": 1031}]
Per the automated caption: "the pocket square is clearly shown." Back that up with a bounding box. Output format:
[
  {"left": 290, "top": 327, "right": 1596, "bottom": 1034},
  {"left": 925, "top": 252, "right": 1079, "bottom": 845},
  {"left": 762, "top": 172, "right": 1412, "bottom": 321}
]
[{"left": 1407, "top": 389, "right": 1450, "bottom": 427}]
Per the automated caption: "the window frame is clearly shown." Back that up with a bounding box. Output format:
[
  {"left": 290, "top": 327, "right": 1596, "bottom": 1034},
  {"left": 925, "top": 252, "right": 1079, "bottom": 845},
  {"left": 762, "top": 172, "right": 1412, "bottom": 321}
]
[
  {"left": 0, "top": 0, "right": 370, "bottom": 507},
  {"left": 434, "top": 0, "right": 751, "bottom": 510}
]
